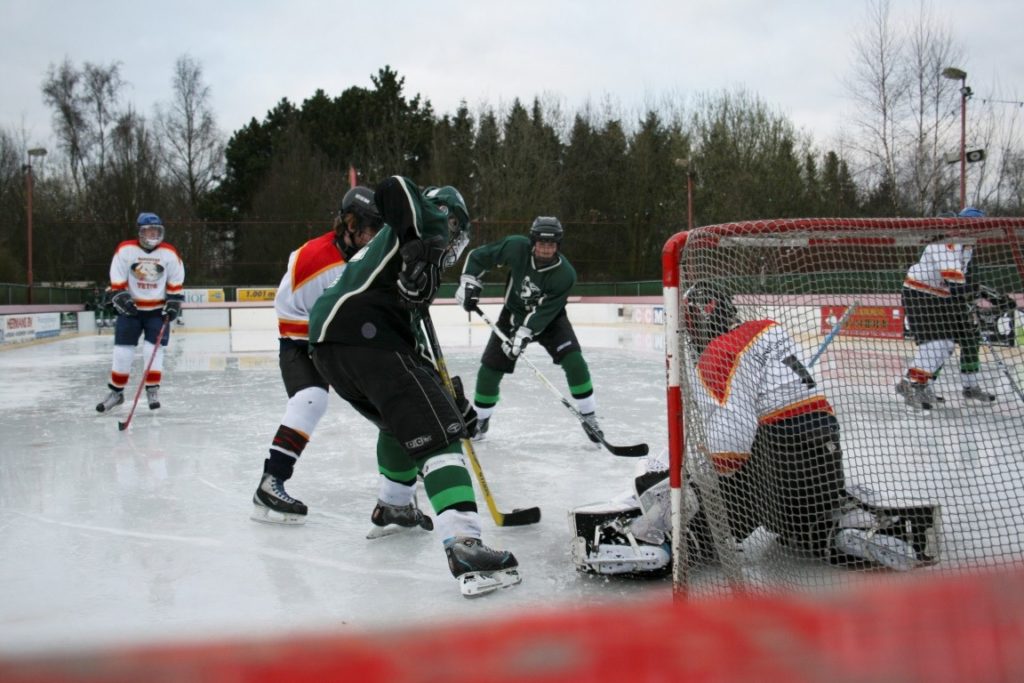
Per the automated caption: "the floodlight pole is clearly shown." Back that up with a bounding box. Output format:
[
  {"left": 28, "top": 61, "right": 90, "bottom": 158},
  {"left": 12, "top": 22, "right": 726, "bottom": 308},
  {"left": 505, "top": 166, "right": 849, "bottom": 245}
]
[
  {"left": 25, "top": 147, "right": 47, "bottom": 304},
  {"left": 942, "top": 67, "right": 970, "bottom": 211}
]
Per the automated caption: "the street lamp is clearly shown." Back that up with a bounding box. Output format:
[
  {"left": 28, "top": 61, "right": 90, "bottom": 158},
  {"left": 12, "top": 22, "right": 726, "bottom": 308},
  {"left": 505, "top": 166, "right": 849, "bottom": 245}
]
[
  {"left": 674, "top": 158, "right": 695, "bottom": 231},
  {"left": 25, "top": 147, "right": 47, "bottom": 304},
  {"left": 942, "top": 67, "right": 970, "bottom": 211}
]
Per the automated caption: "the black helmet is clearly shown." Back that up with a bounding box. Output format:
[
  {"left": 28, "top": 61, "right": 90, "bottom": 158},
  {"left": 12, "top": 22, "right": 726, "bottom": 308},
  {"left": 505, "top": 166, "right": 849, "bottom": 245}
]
[
  {"left": 340, "top": 186, "right": 383, "bottom": 230},
  {"left": 529, "top": 216, "right": 564, "bottom": 245},
  {"left": 681, "top": 281, "right": 737, "bottom": 354}
]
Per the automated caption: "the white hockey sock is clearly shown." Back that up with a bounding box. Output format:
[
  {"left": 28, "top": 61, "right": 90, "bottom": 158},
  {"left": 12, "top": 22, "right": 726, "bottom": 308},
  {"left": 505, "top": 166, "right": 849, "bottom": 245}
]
[
  {"left": 377, "top": 475, "right": 416, "bottom": 507},
  {"left": 474, "top": 405, "right": 495, "bottom": 421},
  {"left": 281, "top": 386, "right": 329, "bottom": 435},
  {"left": 575, "top": 395, "right": 597, "bottom": 415},
  {"left": 436, "top": 509, "right": 481, "bottom": 543}
]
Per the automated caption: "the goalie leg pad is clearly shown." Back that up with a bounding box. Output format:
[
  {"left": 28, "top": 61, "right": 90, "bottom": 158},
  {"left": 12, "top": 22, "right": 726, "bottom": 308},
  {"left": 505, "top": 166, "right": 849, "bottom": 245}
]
[{"left": 831, "top": 484, "right": 941, "bottom": 569}]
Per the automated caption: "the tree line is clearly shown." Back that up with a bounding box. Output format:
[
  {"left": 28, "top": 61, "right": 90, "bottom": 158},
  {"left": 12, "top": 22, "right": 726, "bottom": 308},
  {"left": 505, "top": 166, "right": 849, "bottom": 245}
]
[{"left": 1, "top": 0, "right": 1020, "bottom": 289}]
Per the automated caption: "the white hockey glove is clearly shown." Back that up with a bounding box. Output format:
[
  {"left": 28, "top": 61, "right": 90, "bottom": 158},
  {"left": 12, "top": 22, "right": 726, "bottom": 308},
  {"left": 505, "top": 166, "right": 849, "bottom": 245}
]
[
  {"left": 455, "top": 274, "right": 483, "bottom": 312},
  {"left": 502, "top": 326, "right": 532, "bottom": 359},
  {"left": 110, "top": 290, "right": 138, "bottom": 316}
]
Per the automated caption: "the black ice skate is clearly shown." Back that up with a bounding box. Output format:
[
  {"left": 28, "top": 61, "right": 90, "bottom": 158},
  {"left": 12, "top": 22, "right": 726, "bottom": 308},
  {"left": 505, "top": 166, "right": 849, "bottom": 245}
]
[
  {"left": 445, "top": 536, "right": 521, "bottom": 597},
  {"left": 251, "top": 472, "right": 307, "bottom": 525},
  {"left": 581, "top": 412, "right": 603, "bottom": 444},
  {"left": 96, "top": 389, "right": 124, "bottom": 413},
  {"left": 962, "top": 385, "right": 996, "bottom": 403},
  {"left": 471, "top": 416, "right": 490, "bottom": 442},
  {"left": 146, "top": 385, "right": 160, "bottom": 410},
  {"left": 366, "top": 499, "right": 433, "bottom": 539}
]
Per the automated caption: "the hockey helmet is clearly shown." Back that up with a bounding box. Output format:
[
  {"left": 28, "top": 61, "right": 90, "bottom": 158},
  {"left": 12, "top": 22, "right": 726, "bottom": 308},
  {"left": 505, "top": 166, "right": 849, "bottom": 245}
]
[
  {"left": 340, "top": 186, "right": 383, "bottom": 229},
  {"left": 529, "top": 216, "right": 564, "bottom": 245},
  {"left": 136, "top": 212, "right": 164, "bottom": 250},
  {"left": 424, "top": 185, "right": 470, "bottom": 268},
  {"left": 681, "top": 281, "right": 737, "bottom": 354}
]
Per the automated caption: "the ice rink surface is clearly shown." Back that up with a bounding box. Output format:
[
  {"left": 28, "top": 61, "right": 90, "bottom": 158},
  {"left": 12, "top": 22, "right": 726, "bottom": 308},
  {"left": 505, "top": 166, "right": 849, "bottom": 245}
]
[
  {"left": 0, "top": 323, "right": 669, "bottom": 655},
  {"left": 4, "top": 318, "right": 1023, "bottom": 657}
]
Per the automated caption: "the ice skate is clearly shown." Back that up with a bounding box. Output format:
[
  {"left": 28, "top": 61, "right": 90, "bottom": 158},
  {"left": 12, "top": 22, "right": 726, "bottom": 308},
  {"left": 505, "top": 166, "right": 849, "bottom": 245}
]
[
  {"left": 471, "top": 416, "right": 490, "bottom": 442},
  {"left": 251, "top": 472, "right": 307, "bottom": 525},
  {"left": 962, "top": 385, "right": 996, "bottom": 403},
  {"left": 146, "top": 385, "right": 160, "bottom": 410},
  {"left": 896, "top": 378, "right": 943, "bottom": 405},
  {"left": 899, "top": 380, "right": 936, "bottom": 410},
  {"left": 445, "top": 536, "right": 521, "bottom": 597},
  {"left": 581, "top": 412, "right": 603, "bottom": 444},
  {"left": 96, "top": 389, "right": 124, "bottom": 413},
  {"left": 366, "top": 499, "right": 433, "bottom": 539}
]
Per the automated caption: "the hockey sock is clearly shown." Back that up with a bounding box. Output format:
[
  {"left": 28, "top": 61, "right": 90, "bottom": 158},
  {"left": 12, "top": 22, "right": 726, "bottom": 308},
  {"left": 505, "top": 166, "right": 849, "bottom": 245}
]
[
  {"left": 110, "top": 344, "right": 135, "bottom": 389},
  {"left": 376, "top": 432, "right": 419, "bottom": 484},
  {"left": 268, "top": 425, "right": 308, "bottom": 479},
  {"left": 419, "top": 446, "right": 477, "bottom": 515},
  {"left": 959, "top": 341, "right": 981, "bottom": 374},
  {"left": 474, "top": 365, "right": 504, "bottom": 408},
  {"left": 561, "top": 351, "right": 594, "bottom": 399},
  {"left": 376, "top": 474, "right": 417, "bottom": 506},
  {"left": 910, "top": 339, "right": 955, "bottom": 378}
]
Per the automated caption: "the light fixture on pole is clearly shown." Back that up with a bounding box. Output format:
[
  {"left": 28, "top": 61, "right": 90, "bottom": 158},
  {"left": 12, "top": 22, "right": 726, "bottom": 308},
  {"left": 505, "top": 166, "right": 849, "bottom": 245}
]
[
  {"left": 941, "top": 67, "right": 970, "bottom": 211},
  {"left": 25, "top": 147, "right": 47, "bottom": 304}
]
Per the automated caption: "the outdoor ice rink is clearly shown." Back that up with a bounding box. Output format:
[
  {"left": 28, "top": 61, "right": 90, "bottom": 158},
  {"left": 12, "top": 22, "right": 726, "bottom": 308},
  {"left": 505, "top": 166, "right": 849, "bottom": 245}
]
[{"left": 2, "top": 312, "right": 1023, "bottom": 656}]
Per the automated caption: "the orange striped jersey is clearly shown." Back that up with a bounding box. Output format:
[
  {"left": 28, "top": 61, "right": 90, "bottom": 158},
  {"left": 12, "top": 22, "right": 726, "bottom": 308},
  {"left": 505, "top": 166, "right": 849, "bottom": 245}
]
[
  {"left": 903, "top": 242, "right": 973, "bottom": 297},
  {"left": 691, "top": 320, "right": 832, "bottom": 471},
  {"left": 275, "top": 231, "right": 346, "bottom": 341},
  {"left": 108, "top": 240, "right": 185, "bottom": 311}
]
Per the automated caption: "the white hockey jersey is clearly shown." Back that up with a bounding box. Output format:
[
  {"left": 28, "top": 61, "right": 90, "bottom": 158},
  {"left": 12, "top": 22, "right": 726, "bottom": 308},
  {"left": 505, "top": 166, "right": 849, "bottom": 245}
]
[
  {"left": 275, "top": 231, "right": 346, "bottom": 341},
  {"left": 690, "top": 320, "right": 833, "bottom": 473},
  {"left": 109, "top": 240, "right": 185, "bottom": 311},
  {"left": 903, "top": 242, "right": 973, "bottom": 297}
]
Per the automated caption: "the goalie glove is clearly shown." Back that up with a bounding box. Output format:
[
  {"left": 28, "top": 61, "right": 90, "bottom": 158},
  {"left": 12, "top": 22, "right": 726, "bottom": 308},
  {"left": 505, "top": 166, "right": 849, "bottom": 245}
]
[
  {"left": 502, "top": 326, "right": 532, "bottom": 359},
  {"left": 397, "top": 237, "right": 446, "bottom": 309},
  {"left": 110, "top": 290, "right": 138, "bottom": 317},
  {"left": 455, "top": 274, "right": 483, "bottom": 312},
  {"left": 450, "top": 375, "right": 478, "bottom": 436},
  {"left": 163, "top": 294, "right": 184, "bottom": 322}
]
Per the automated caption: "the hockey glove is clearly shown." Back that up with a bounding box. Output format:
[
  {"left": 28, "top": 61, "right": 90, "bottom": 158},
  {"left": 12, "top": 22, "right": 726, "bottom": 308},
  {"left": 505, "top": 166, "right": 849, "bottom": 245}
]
[
  {"left": 110, "top": 290, "right": 138, "bottom": 317},
  {"left": 455, "top": 274, "right": 483, "bottom": 312},
  {"left": 502, "top": 326, "right": 532, "bottom": 359},
  {"left": 397, "top": 237, "right": 446, "bottom": 308},
  {"left": 163, "top": 294, "right": 184, "bottom": 322},
  {"left": 450, "top": 375, "right": 478, "bottom": 436}
]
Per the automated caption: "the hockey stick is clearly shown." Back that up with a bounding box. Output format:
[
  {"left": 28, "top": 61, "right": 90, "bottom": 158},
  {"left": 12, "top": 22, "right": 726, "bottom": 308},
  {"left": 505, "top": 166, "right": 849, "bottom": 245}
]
[
  {"left": 983, "top": 339, "right": 1024, "bottom": 404},
  {"left": 808, "top": 300, "right": 861, "bottom": 368},
  {"left": 419, "top": 309, "right": 541, "bottom": 527},
  {"left": 472, "top": 306, "right": 648, "bottom": 457},
  {"left": 118, "top": 316, "right": 170, "bottom": 432}
]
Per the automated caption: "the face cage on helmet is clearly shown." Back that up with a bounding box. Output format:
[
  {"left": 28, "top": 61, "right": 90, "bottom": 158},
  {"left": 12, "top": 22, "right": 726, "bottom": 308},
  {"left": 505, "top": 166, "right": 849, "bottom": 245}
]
[{"left": 139, "top": 225, "right": 164, "bottom": 250}]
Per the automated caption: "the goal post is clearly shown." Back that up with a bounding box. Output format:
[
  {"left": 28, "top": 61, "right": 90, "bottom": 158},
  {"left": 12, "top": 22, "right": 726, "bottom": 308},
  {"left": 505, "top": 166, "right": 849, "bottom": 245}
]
[{"left": 662, "top": 217, "right": 1024, "bottom": 598}]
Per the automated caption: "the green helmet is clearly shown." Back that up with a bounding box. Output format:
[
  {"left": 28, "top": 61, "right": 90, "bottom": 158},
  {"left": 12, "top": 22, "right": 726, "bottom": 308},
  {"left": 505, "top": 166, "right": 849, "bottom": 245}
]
[{"left": 424, "top": 185, "right": 470, "bottom": 268}]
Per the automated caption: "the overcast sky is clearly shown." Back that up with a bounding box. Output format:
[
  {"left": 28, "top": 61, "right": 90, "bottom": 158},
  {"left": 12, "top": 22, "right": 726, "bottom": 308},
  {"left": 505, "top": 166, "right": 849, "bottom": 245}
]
[{"left": 3, "top": 0, "right": 1021, "bottom": 156}]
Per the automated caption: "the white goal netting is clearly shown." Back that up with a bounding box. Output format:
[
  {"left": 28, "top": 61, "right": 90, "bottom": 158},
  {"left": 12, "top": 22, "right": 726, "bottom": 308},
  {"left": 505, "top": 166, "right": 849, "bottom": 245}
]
[{"left": 662, "top": 217, "right": 1024, "bottom": 597}]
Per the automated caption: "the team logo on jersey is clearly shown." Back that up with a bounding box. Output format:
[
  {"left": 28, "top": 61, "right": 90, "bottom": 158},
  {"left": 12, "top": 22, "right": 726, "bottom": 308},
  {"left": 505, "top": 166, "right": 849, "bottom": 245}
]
[
  {"left": 518, "top": 276, "right": 543, "bottom": 307},
  {"left": 131, "top": 261, "right": 165, "bottom": 282}
]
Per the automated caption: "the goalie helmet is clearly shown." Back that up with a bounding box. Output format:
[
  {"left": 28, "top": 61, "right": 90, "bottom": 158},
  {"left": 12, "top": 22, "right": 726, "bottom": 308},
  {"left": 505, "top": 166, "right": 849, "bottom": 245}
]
[
  {"left": 424, "top": 185, "right": 470, "bottom": 269},
  {"left": 529, "top": 216, "right": 564, "bottom": 245},
  {"left": 136, "top": 212, "right": 164, "bottom": 250},
  {"left": 681, "top": 281, "right": 737, "bottom": 354}
]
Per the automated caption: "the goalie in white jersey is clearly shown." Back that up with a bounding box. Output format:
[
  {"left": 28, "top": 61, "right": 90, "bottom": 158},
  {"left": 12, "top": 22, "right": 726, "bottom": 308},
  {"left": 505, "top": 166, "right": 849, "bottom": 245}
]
[
  {"left": 571, "top": 281, "right": 940, "bottom": 578},
  {"left": 95, "top": 213, "right": 185, "bottom": 413}
]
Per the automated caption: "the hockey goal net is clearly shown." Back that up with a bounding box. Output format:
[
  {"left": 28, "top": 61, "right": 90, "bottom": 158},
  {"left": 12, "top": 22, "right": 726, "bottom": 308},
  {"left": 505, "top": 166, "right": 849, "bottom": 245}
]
[{"left": 662, "top": 217, "right": 1024, "bottom": 597}]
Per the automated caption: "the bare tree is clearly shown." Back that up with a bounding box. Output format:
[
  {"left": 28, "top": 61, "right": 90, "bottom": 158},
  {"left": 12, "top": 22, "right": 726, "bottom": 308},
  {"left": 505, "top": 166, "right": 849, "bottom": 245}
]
[
  {"left": 157, "top": 55, "right": 225, "bottom": 212},
  {"left": 41, "top": 58, "right": 125, "bottom": 202},
  {"left": 844, "top": 0, "right": 908, "bottom": 211}
]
